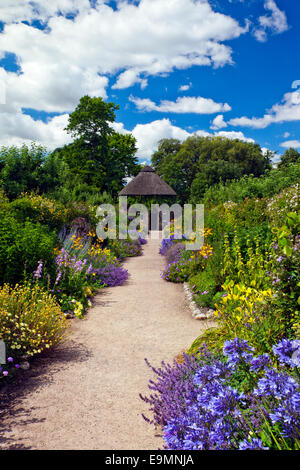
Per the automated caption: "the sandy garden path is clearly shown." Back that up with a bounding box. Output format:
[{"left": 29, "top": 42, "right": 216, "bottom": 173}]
[{"left": 0, "top": 233, "right": 215, "bottom": 450}]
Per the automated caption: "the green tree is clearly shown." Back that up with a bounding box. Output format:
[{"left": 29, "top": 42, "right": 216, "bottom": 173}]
[
  {"left": 60, "top": 95, "right": 139, "bottom": 195},
  {"left": 0, "top": 143, "right": 64, "bottom": 199},
  {"left": 152, "top": 136, "right": 271, "bottom": 202},
  {"left": 278, "top": 148, "right": 300, "bottom": 168},
  {"left": 152, "top": 138, "right": 181, "bottom": 170}
]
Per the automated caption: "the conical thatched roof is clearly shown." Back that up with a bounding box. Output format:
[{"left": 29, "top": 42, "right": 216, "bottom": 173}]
[{"left": 119, "top": 165, "right": 177, "bottom": 196}]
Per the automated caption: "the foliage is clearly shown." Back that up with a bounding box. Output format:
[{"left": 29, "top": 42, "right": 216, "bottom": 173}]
[
  {"left": 142, "top": 339, "right": 300, "bottom": 450},
  {"left": 0, "top": 355, "right": 21, "bottom": 380},
  {"left": 161, "top": 244, "right": 213, "bottom": 283},
  {"left": 189, "top": 269, "right": 218, "bottom": 308},
  {"left": 221, "top": 231, "right": 273, "bottom": 289},
  {"left": 57, "top": 95, "right": 139, "bottom": 194},
  {"left": 0, "top": 283, "right": 68, "bottom": 357},
  {"left": 0, "top": 212, "right": 57, "bottom": 285},
  {"left": 278, "top": 148, "right": 300, "bottom": 168},
  {"left": 33, "top": 232, "right": 129, "bottom": 316},
  {"left": 108, "top": 237, "right": 143, "bottom": 259},
  {"left": 189, "top": 213, "right": 299, "bottom": 356},
  {"left": 269, "top": 212, "right": 300, "bottom": 338},
  {"left": 266, "top": 184, "right": 299, "bottom": 227},
  {"left": 207, "top": 282, "right": 277, "bottom": 354},
  {"left": 10, "top": 193, "right": 68, "bottom": 230},
  {"left": 165, "top": 243, "right": 186, "bottom": 266},
  {"left": 0, "top": 143, "right": 66, "bottom": 199},
  {"left": 202, "top": 163, "right": 300, "bottom": 206},
  {"left": 152, "top": 136, "right": 271, "bottom": 202}
]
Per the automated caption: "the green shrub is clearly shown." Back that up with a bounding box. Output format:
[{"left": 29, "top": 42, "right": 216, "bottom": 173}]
[
  {"left": 0, "top": 189, "right": 10, "bottom": 213},
  {"left": 189, "top": 270, "right": 217, "bottom": 307},
  {"left": 0, "top": 283, "right": 68, "bottom": 357},
  {"left": 10, "top": 193, "right": 68, "bottom": 230},
  {"left": 0, "top": 212, "right": 57, "bottom": 284},
  {"left": 202, "top": 163, "right": 300, "bottom": 206}
]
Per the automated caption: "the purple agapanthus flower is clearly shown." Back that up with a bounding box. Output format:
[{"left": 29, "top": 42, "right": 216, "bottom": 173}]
[
  {"left": 250, "top": 353, "right": 270, "bottom": 372},
  {"left": 273, "top": 339, "right": 300, "bottom": 368},
  {"left": 223, "top": 338, "right": 254, "bottom": 369},
  {"left": 239, "top": 438, "right": 269, "bottom": 450}
]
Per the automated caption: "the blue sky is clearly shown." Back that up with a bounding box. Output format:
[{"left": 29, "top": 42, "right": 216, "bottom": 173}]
[{"left": 0, "top": 0, "right": 299, "bottom": 162}]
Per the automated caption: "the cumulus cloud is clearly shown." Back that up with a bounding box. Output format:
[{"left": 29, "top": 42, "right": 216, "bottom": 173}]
[
  {"left": 130, "top": 95, "right": 231, "bottom": 114},
  {"left": 229, "top": 91, "right": 300, "bottom": 129},
  {"left": 214, "top": 130, "right": 254, "bottom": 143},
  {"left": 113, "top": 119, "right": 254, "bottom": 159},
  {"left": 0, "top": 109, "right": 72, "bottom": 149},
  {"left": 130, "top": 119, "right": 191, "bottom": 159},
  {"left": 210, "top": 114, "right": 228, "bottom": 129},
  {"left": 179, "top": 83, "right": 192, "bottom": 92},
  {"left": 0, "top": 0, "right": 92, "bottom": 23},
  {"left": 0, "top": 0, "right": 247, "bottom": 114},
  {"left": 280, "top": 140, "right": 300, "bottom": 149},
  {"left": 254, "top": 0, "right": 288, "bottom": 42},
  {"left": 0, "top": 106, "right": 256, "bottom": 161}
]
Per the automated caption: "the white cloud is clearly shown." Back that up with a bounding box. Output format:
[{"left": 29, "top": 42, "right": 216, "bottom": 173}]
[
  {"left": 112, "top": 69, "right": 148, "bottom": 90},
  {"left": 113, "top": 119, "right": 255, "bottom": 159},
  {"left": 229, "top": 91, "right": 300, "bottom": 129},
  {"left": 130, "top": 119, "right": 191, "bottom": 159},
  {"left": 283, "top": 132, "right": 290, "bottom": 138},
  {"left": 0, "top": 0, "right": 247, "bottom": 114},
  {"left": 254, "top": 0, "right": 288, "bottom": 42},
  {"left": 214, "top": 130, "right": 254, "bottom": 143},
  {"left": 130, "top": 95, "right": 231, "bottom": 114},
  {"left": 210, "top": 114, "right": 228, "bottom": 130},
  {"left": 0, "top": 0, "right": 92, "bottom": 23},
  {"left": 280, "top": 140, "right": 300, "bottom": 149},
  {"left": 0, "top": 107, "right": 257, "bottom": 161},
  {"left": 0, "top": 109, "right": 72, "bottom": 150},
  {"left": 179, "top": 83, "right": 192, "bottom": 92}
]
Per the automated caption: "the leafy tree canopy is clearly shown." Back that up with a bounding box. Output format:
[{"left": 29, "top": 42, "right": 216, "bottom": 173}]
[
  {"left": 55, "top": 95, "right": 140, "bottom": 196},
  {"left": 278, "top": 147, "right": 300, "bottom": 168},
  {"left": 0, "top": 143, "right": 66, "bottom": 199},
  {"left": 152, "top": 136, "right": 272, "bottom": 202}
]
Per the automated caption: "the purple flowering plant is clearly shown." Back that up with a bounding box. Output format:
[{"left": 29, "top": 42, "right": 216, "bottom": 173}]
[
  {"left": 141, "top": 338, "right": 300, "bottom": 450},
  {"left": 0, "top": 355, "right": 21, "bottom": 380},
  {"left": 31, "top": 230, "right": 140, "bottom": 317}
]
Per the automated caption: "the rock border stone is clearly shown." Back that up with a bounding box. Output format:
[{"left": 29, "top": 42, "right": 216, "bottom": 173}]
[{"left": 183, "top": 283, "right": 215, "bottom": 320}]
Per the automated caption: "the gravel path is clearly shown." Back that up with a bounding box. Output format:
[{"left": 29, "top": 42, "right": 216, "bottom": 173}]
[{"left": 0, "top": 234, "right": 215, "bottom": 450}]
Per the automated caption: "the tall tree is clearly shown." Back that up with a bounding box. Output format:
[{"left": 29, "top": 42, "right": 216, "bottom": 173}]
[
  {"left": 278, "top": 148, "right": 300, "bottom": 168},
  {"left": 0, "top": 143, "right": 65, "bottom": 199},
  {"left": 152, "top": 136, "right": 271, "bottom": 202},
  {"left": 57, "top": 95, "right": 139, "bottom": 194}
]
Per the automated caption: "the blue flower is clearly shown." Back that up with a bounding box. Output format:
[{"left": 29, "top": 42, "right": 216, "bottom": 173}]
[
  {"left": 254, "top": 369, "right": 298, "bottom": 399},
  {"left": 223, "top": 338, "right": 254, "bottom": 369},
  {"left": 250, "top": 353, "right": 270, "bottom": 372},
  {"left": 273, "top": 339, "right": 300, "bottom": 368},
  {"left": 239, "top": 438, "right": 269, "bottom": 450}
]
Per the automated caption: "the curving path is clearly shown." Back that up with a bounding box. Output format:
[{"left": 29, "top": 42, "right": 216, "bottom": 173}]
[{"left": 0, "top": 233, "right": 215, "bottom": 450}]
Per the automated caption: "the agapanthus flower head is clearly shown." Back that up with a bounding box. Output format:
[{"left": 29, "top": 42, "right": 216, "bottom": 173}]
[
  {"left": 223, "top": 337, "right": 254, "bottom": 369},
  {"left": 254, "top": 368, "right": 298, "bottom": 400},
  {"left": 239, "top": 438, "right": 269, "bottom": 450},
  {"left": 269, "top": 393, "right": 300, "bottom": 440},
  {"left": 273, "top": 339, "right": 300, "bottom": 368},
  {"left": 250, "top": 353, "right": 270, "bottom": 372}
]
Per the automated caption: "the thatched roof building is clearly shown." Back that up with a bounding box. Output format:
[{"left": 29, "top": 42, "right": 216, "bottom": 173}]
[{"left": 119, "top": 165, "right": 177, "bottom": 196}]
